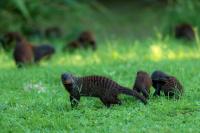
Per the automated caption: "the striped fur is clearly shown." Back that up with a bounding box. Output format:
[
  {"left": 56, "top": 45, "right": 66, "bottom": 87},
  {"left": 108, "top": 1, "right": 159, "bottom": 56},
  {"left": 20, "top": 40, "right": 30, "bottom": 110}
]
[
  {"left": 133, "top": 71, "right": 152, "bottom": 99},
  {"left": 161, "top": 76, "right": 183, "bottom": 99},
  {"left": 151, "top": 70, "right": 183, "bottom": 99},
  {"left": 61, "top": 74, "right": 147, "bottom": 107}
]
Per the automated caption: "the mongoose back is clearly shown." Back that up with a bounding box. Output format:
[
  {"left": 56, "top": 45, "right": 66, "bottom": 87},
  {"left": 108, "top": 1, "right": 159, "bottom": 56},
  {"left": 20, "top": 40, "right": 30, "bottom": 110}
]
[
  {"left": 161, "top": 76, "right": 183, "bottom": 99},
  {"left": 151, "top": 70, "right": 183, "bottom": 99},
  {"left": 61, "top": 73, "right": 147, "bottom": 108},
  {"left": 133, "top": 71, "right": 152, "bottom": 98},
  {"left": 32, "top": 44, "right": 55, "bottom": 62}
]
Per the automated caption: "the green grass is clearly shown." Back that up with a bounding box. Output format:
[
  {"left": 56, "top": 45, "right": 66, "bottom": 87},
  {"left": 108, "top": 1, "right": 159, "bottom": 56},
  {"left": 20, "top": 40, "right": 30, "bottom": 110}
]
[{"left": 0, "top": 38, "right": 200, "bottom": 132}]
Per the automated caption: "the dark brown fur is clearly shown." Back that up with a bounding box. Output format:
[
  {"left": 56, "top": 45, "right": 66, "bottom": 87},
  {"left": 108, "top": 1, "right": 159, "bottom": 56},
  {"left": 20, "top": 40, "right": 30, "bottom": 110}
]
[
  {"left": 175, "top": 23, "right": 195, "bottom": 40},
  {"left": 133, "top": 71, "right": 152, "bottom": 99},
  {"left": 4, "top": 32, "right": 55, "bottom": 67},
  {"left": 61, "top": 73, "right": 147, "bottom": 108},
  {"left": 63, "top": 40, "right": 82, "bottom": 52},
  {"left": 151, "top": 70, "right": 169, "bottom": 96},
  {"left": 151, "top": 70, "right": 183, "bottom": 99},
  {"left": 161, "top": 76, "right": 183, "bottom": 99},
  {"left": 12, "top": 32, "right": 34, "bottom": 67},
  {"left": 78, "top": 31, "right": 96, "bottom": 50},
  {"left": 63, "top": 31, "right": 96, "bottom": 52}
]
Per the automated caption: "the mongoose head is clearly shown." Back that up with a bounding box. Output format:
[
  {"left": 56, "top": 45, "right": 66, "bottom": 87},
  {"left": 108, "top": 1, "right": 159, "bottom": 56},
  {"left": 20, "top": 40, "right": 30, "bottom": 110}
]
[
  {"left": 61, "top": 73, "right": 80, "bottom": 97},
  {"left": 151, "top": 70, "right": 170, "bottom": 91},
  {"left": 61, "top": 73, "right": 74, "bottom": 85},
  {"left": 137, "top": 70, "right": 149, "bottom": 77},
  {"left": 151, "top": 70, "right": 169, "bottom": 81}
]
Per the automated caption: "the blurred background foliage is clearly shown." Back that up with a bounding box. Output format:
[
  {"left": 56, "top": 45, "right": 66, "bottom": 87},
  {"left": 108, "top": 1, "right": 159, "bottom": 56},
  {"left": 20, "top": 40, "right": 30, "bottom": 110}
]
[{"left": 0, "top": 0, "right": 199, "bottom": 38}]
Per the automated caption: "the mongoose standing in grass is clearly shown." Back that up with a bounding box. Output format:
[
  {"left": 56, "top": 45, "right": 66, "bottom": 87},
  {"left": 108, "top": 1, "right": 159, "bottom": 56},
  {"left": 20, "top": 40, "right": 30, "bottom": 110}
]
[
  {"left": 78, "top": 31, "right": 96, "bottom": 50},
  {"left": 160, "top": 76, "right": 183, "bottom": 99},
  {"left": 133, "top": 71, "right": 152, "bottom": 99},
  {"left": 12, "top": 32, "right": 34, "bottom": 67},
  {"left": 63, "top": 40, "right": 82, "bottom": 52},
  {"left": 175, "top": 23, "right": 195, "bottom": 40},
  {"left": 151, "top": 70, "right": 183, "bottom": 99},
  {"left": 61, "top": 73, "right": 147, "bottom": 108},
  {"left": 4, "top": 32, "right": 55, "bottom": 67},
  {"left": 63, "top": 31, "right": 96, "bottom": 51}
]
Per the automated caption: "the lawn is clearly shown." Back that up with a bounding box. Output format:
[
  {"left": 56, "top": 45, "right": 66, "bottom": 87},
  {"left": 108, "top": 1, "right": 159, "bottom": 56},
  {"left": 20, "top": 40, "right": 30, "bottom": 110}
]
[{"left": 0, "top": 38, "right": 200, "bottom": 132}]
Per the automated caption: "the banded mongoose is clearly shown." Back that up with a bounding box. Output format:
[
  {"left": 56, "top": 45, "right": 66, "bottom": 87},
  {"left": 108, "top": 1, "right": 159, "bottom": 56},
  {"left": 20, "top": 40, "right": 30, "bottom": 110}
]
[
  {"left": 175, "top": 23, "right": 195, "bottom": 40},
  {"left": 133, "top": 71, "right": 152, "bottom": 99},
  {"left": 160, "top": 76, "right": 183, "bottom": 99},
  {"left": 61, "top": 73, "right": 147, "bottom": 108},
  {"left": 151, "top": 70, "right": 183, "bottom": 99},
  {"left": 4, "top": 32, "right": 55, "bottom": 67},
  {"left": 63, "top": 40, "right": 82, "bottom": 52},
  {"left": 78, "top": 31, "right": 96, "bottom": 50},
  {"left": 63, "top": 31, "right": 96, "bottom": 51},
  {"left": 12, "top": 32, "right": 34, "bottom": 67}
]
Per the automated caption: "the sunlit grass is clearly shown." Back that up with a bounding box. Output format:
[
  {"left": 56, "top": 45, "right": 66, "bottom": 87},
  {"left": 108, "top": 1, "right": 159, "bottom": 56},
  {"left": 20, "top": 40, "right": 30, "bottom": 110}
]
[
  {"left": 1, "top": 39, "right": 200, "bottom": 68},
  {"left": 149, "top": 40, "right": 200, "bottom": 61},
  {"left": 0, "top": 38, "right": 200, "bottom": 132}
]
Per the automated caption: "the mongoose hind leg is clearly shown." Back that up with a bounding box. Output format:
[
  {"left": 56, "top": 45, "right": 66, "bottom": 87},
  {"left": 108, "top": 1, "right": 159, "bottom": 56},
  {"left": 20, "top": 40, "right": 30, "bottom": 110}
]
[
  {"left": 70, "top": 95, "right": 80, "bottom": 108},
  {"left": 100, "top": 95, "right": 121, "bottom": 107}
]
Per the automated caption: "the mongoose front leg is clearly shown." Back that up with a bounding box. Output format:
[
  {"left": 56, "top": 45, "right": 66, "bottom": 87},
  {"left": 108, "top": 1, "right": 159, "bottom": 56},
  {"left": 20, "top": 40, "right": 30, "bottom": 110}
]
[
  {"left": 153, "top": 84, "right": 161, "bottom": 96},
  {"left": 70, "top": 95, "right": 80, "bottom": 108},
  {"left": 132, "top": 90, "right": 147, "bottom": 104},
  {"left": 140, "top": 88, "right": 149, "bottom": 99}
]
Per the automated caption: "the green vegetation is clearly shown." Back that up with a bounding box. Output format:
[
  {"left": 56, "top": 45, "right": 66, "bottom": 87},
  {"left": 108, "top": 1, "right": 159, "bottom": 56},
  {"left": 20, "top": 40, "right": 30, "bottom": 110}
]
[
  {"left": 1, "top": 0, "right": 200, "bottom": 132},
  {"left": 1, "top": 39, "right": 200, "bottom": 132}
]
